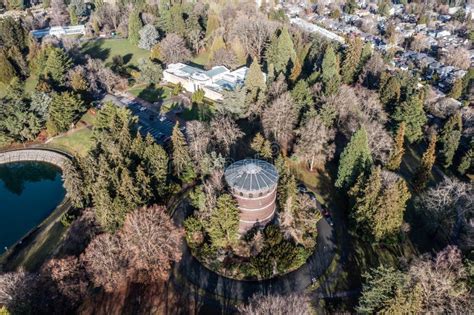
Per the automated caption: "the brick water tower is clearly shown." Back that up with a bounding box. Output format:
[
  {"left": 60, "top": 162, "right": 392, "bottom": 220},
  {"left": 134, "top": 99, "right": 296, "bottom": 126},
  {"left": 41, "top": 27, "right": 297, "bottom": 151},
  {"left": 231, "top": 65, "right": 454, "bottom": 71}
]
[{"left": 224, "top": 159, "right": 279, "bottom": 233}]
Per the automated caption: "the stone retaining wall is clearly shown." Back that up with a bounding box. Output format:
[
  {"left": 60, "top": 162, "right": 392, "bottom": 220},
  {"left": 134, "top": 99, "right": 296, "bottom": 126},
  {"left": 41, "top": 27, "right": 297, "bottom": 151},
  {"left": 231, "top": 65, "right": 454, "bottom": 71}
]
[{"left": 0, "top": 149, "right": 70, "bottom": 169}]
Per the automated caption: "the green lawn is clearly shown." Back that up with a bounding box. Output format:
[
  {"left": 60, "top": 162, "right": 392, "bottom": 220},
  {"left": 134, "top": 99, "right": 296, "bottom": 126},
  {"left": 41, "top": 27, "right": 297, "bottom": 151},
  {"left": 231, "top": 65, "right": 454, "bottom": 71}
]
[
  {"left": 47, "top": 111, "right": 96, "bottom": 157},
  {"left": 81, "top": 38, "right": 149, "bottom": 68},
  {"left": 192, "top": 50, "right": 210, "bottom": 67},
  {"left": 128, "top": 84, "right": 172, "bottom": 103},
  {"left": 48, "top": 128, "right": 94, "bottom": 157},
  {"left": 179, "top": 100, "right": 215, "bottom": 121}
]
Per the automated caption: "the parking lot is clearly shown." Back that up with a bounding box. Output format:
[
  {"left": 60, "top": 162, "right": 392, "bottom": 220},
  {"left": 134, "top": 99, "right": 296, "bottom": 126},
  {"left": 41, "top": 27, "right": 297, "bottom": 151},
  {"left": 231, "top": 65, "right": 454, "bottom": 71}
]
[{"left": 101, "top": 94, "right": 177, "bottom": 145}]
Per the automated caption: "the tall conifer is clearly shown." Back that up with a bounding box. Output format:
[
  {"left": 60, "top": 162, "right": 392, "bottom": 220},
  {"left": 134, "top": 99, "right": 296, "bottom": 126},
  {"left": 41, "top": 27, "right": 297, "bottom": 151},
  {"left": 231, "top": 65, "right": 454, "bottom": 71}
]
[
  {"left": 387, "top": 122, "right": 406, "bottom": 171},
  {"left": 439, "top": 112, "right": 462, "bottom": 168},
  {"left": 341, "top": 37, "right": 363, "bottom": 84},
  {"left": 322, "top": 45, "right": 341, "bottom": 95},
  {"left": 335, "top": 127, "right": 372, "bottom": 188},
  {"left": 414, "top": 133, "right": 437, "bottom": 191}
]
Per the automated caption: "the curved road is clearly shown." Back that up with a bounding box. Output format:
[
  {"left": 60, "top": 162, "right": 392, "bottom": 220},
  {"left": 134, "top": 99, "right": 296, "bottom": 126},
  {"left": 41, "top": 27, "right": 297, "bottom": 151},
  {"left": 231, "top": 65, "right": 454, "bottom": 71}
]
[{"left": 171, "top": 200, "right": 337, "bottom": 302}]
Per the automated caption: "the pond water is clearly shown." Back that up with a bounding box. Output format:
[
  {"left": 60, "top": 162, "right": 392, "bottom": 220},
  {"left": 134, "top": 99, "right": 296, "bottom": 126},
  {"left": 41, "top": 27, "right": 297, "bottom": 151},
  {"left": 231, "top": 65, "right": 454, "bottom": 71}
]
[{"left": 0, "top": 161, "right": 65, "bottom": 253}]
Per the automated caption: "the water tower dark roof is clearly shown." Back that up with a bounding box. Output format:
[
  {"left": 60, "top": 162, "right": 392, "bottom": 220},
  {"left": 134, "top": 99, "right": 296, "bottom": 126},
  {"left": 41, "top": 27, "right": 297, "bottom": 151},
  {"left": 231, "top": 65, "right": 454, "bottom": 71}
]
[{"left": 224, "top": 159, "right": 278, "bottom": 194}]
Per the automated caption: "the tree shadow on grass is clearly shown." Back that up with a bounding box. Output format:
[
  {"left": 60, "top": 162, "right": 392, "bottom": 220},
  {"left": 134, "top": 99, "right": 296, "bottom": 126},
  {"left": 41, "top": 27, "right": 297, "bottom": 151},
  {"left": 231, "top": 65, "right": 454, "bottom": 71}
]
[
  {"left": 81, "top": 40, "right": 110, "bottom": 61},
  {"left": 137, "top": 84, "right": 165, "bottom": 103},
  {"left": 123, "top": 53, "right": 133, "bottom": 64}
]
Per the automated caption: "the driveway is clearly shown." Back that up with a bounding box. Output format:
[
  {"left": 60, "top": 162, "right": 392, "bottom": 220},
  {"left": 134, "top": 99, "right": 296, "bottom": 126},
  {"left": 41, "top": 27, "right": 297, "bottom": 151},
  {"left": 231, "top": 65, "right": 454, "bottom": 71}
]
[{"left": 171, "top": 199, "right": 337, "bottom": 302}]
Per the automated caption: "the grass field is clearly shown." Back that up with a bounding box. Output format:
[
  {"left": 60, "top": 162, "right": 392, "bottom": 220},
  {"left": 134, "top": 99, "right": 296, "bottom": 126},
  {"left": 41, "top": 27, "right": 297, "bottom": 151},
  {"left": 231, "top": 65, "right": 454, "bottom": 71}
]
[
  {"left": 192, "top": 50, "right": 210, "bottom": 67},
  {"left": 128, "top": 84, "right": 172, "bottom": 103},
  {"left": 48, "top": 111, "right": 96, "bottom": 157},
  {"left": 81, "top": 38, "right": 149, "bottom": 68}
]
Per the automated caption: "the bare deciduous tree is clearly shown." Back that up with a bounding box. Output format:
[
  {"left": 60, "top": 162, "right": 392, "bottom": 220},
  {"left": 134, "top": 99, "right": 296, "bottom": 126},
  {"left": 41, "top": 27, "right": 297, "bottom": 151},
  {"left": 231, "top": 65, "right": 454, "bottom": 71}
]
[
  {"left": 81, "top": 205, "right": 183, "bottom": 292},
  {"left": 120, "top": 205, "right": 184, "bottom": 283},
  {"left": 442, "top": 46, "right": 470, "bottom": 70},
  {"left": 42, "top": 256, "right": 88, "bottom": 304},
  {"left": 210, "top": 48, "right": 238, "bottom": 69},
  {"left": 0, "top": 270, "right": 38, "bottom": 314},
  {"left": 267, "top": 73, "right": 288, "bottom": 101},
  {"left": 359, "top": 52, "right": 385, "bottom": 88},
  {"left": 409, "top": 246, "right": 472, "bottom": 313},
  {"left": 366, "top": 120, "right": 393, "bottom": 164},
  {"left": 262, "top": 92, "right": 298, "bottom": 154},
  {"left": 410, "top": 33, "right": 431, "bottom": 52},
  {"left": 186, "top": 120, "right": 211, "bottom": 165},
  {"left": 239, "top": 293, "right": 313, "bottom": 315},
  {"left": 81, "top": 233, "right": 127, "bottom": 292},
  {"left": 294, "top": 115, "right": 336, "bottom": 171},
  {"left": 231, "top": 14, "right": 275, "bottom": 60},
  {"left": 210, "top": 114, "right": 244, "bottom": 154},
  {"left": 416, "top": 177, "right": 473, "bottom": 240},
  {"left": 50, "top": 0, "right": 69, "bottom": 26},
  {"left": 158, "top": 33, "right": 191, "bottom": 64}
]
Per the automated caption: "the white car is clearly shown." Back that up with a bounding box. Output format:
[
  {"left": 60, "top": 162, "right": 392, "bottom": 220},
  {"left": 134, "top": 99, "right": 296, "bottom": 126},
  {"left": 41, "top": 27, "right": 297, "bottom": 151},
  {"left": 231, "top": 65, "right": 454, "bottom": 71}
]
[{"left": 139, "top": 106, "right": 147, "bottom": 112}]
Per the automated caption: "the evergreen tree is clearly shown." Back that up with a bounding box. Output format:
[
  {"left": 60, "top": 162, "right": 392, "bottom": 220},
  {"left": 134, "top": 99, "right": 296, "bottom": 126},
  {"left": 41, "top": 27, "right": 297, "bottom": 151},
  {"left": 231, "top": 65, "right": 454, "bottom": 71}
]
[
  {"left": 344, "top": 0, "right": 357, "bottom": 14},
  {"left": 251, "top": 132, "right": 272, "bottom": 159},
  {"left": 413, "top": 133, "right": 437, "bottom": 191},
  {"left": 290, "top": 80, "right": 314, "bottom": 112},
  {"left": 379, "top": 75, "right": 401, "bottom": 111},
  {"left": 171, "top": 122, "right": 195, "bottom": 181},
  {"left": 373, "top": 178, "right": 410, "bottom": 241},
  {"left": 356, "top": 42, "right": 372, "bottom": 77},
  {"left": 207, "top": 194, "right": 240, "bottom": 249},
  {"left": 335, "top": 127, "right": 372, "bottom": 188},
  {"left": 269, "top": 27, "right": 296, "bottom": 75},
  {"left": 220, "top": 86, "right": 247, "bottom": 118},
  {"left": 357, "top": 266, "right": 411, "bottom": 314},
  {"left": 68, "top": 6, "right": 79, "bottom": 25},
  {"left": 289, "top": 56, "right": 302, "bottom": 82},
  {"left": 138, "top": 24, "right": 160, "bottom": 50},
  {"left": 341, "top": 37, "right": 363, "bottom": 84},
  {"left": 43, "top": 47, "right": 72, "bottom": 86},
  {"left": 439, "top": 112, "right": 462, "bottom": 168},
  {"left": 47, "top": 92, "right": 84, "bottom": 135},
  {"left": 387, "top": 122, "right": 405, "bottom": 171},
  {"left": 448, "top": 79, "right": 462, "bottom": 100},
  {"left": 322, "top": 45, "right": 341, "bottom": 95},
  {"left": 244, "top": 59, "right": 266, "bottom": 102},
  {"left": 62, "top": 160, "right": 85, "bottom": 208},
  {"left": 392, "top": 92, "right": 426, "bottom": 143},
  {"left": 457, "top": 143, "right": 472, "bottom": 176},
  {"left": 349, "top": 167, "right": 382, "bottom": 234},
  {"left": 6, "top": 0, "right": 25, "bottom": 10},
  {"left": 0, "top": 50, "right": 17, "bottom": 84},
  {"left": 69, "top": 69, "right": 88, "bottom": 93},
  {"left": 128, "top": 10, "right": 143, "bottom": 46},
  {"left": 350, "top": 166, "right": 410, "bottom": 241}
]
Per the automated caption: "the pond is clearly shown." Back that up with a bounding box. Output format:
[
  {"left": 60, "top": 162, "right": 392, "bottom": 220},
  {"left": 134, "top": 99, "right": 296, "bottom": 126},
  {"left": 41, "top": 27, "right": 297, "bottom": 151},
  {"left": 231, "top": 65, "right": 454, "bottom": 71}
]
[{"left": 0, "top": 161, "right": 66, "bottom": 253}]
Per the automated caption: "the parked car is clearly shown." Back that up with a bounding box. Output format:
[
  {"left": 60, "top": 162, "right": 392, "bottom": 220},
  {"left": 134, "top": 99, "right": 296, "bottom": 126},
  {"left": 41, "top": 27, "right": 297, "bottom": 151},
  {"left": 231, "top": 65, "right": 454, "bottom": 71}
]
[
  {"left": 325, "top": 216, "right": 334, "bottom": 227},
  {"left": 159, "top": 115, "right": 166, "bottom": 122},
  {"left": 139, "top": 106, "right": 147, "bottom": 112},
  {"left": 307, "top": 191, "right": 317, "bottom": 202},
  {"left": 297, "top": 183, "right": 308, "bottom": 193}
]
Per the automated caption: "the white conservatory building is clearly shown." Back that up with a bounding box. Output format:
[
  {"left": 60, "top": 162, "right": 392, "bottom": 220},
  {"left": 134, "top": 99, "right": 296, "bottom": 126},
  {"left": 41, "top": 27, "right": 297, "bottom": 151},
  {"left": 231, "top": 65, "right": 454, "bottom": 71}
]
[{"left": 163, "top": 63, "right": 250, "bottom": 101}]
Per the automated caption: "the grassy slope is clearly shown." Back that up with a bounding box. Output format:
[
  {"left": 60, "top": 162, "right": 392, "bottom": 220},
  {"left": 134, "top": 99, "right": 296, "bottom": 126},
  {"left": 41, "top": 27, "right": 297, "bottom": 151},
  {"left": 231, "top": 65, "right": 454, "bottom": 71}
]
[
  {"left": 128, "top": 84, "right": 172, "bottom": 103},
  {"left": 81, "top": 38, "right": 149, "bottom": 67},
  {"left": 47, "top": 111, "right": 96, "bottom": 157}
]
